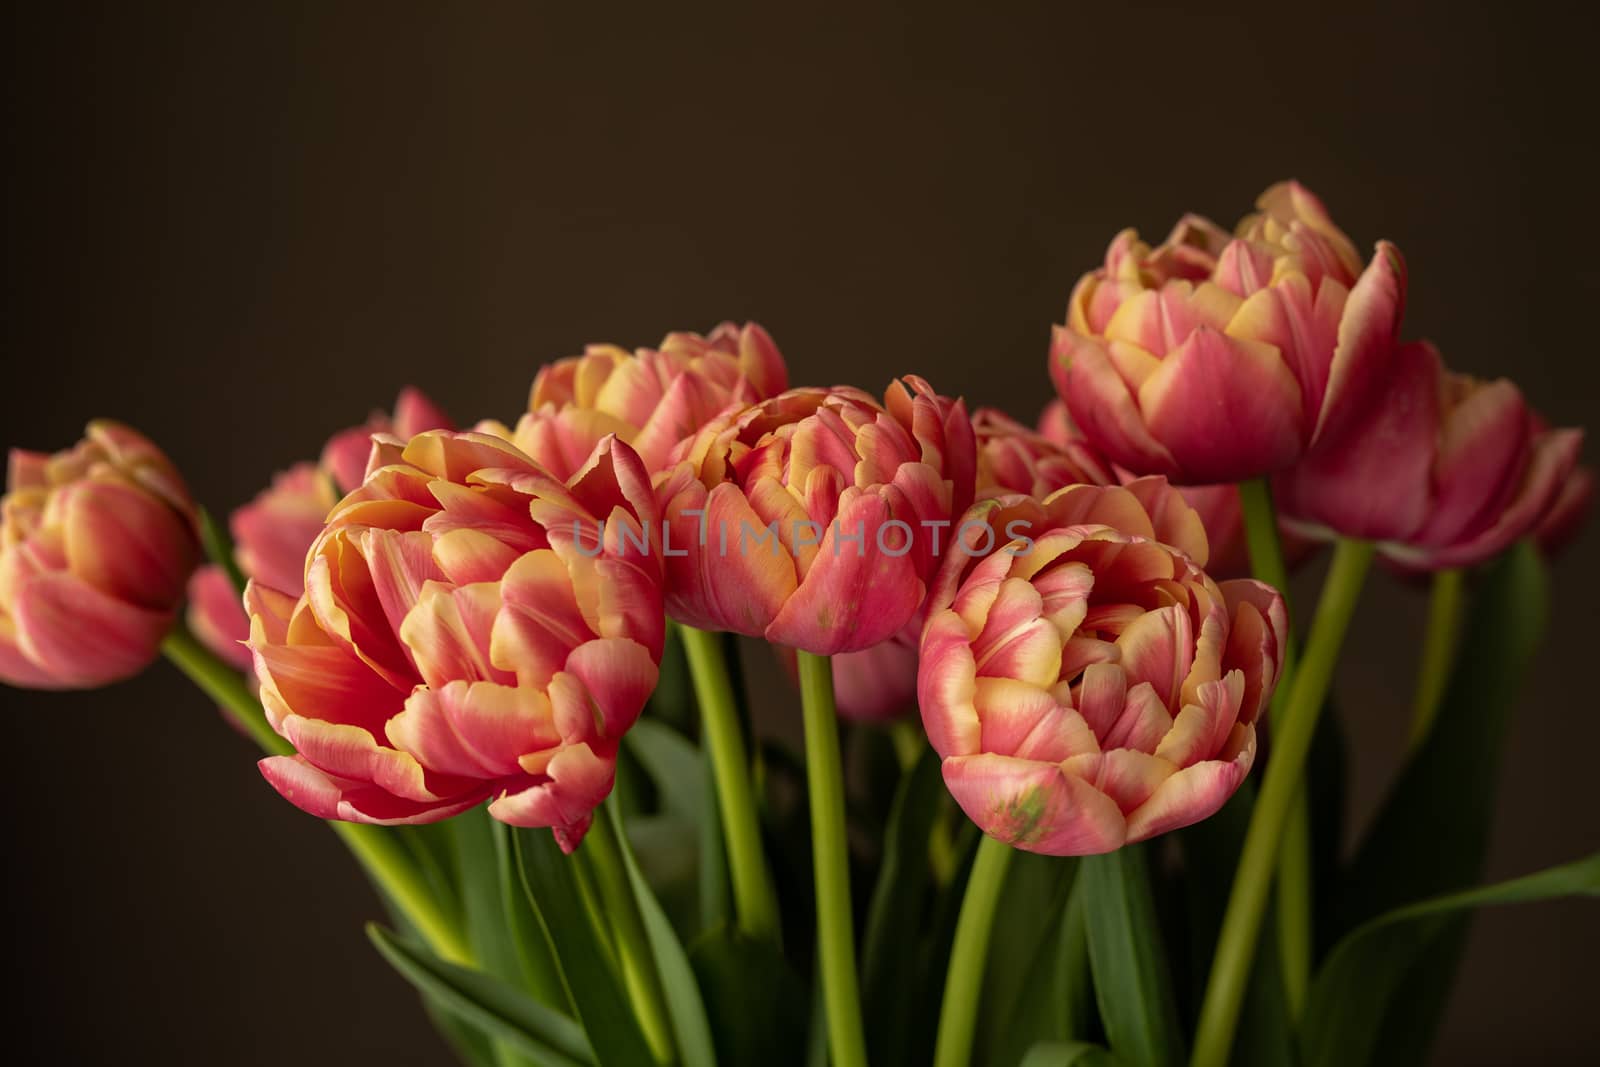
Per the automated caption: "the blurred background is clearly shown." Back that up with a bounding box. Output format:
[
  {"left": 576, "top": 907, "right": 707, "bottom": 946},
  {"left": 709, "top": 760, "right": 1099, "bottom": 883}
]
[{"left": 3, "top": 3, "right": 1596, "bottom": 1063}]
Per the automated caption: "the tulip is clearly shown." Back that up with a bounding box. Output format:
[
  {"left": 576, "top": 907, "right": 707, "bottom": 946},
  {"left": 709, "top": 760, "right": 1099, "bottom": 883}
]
[
  {"left": 1, "top": 421, "right": 199, "bottom": 688},
  {"left": 918, "top": 482, "right": 1286, "bottom": 854},
  {"left": 1049, "top": 181, "right": 1407, "bottom": 485},
  {"left": 249, "top": 430, "right": 664, "bottom": 851},
  {"left": 522, "top": 321, "right": 789, "bottom": 478},
  {"left": 185, "top": 389, "right": 452, "bottom": 669},
  {"left": 655, "top": 376, "right": 976, "bottom": 655},
  {"left": 973, "top": 406, "right": 1115, "bottom": 499},
  {"left": 320, "top": 387, "right": 455, "bottom": 495},
  {"left": 1535, "top": 463, "right": 1593, "bottom": 559},
  {"left": 1275, "top": 341, "right": 1585, "bottom": 570},
  {"left": 1037, "top": 398, "right": 1262, "bottom": 578}
]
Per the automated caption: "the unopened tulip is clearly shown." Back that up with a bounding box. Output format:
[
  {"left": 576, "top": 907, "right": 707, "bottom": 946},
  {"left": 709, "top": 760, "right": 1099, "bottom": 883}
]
[
  {"left": 655, "top": 377, "right": 976, "bottom": 655},
  {"left": 1276, "top": 342, "right": 1584, "bottom": 570},
  {"left": 522, "top": 321, "right": 789, "bottom": 478},
  {"left": 918, "top": 483, "right": 1285, "bottom": 854},
  {"left": 249, "top": 430, "right": 664, "bottom": 851},
  {"left": 1535, "top": 463, "right": 1593, "bottom": 559},
  {"left": 186, "top": 389, "right": 451, "bottom": 669},
  {"left": 1050, "top": 181, "right": 1406, "bottom": 485},
  {"left": 1, "top": 422, "right": 199, "bottom": 688}
]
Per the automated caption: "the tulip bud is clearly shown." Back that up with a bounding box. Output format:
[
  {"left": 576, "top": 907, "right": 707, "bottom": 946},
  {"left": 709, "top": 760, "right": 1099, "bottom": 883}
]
[
  {"left": 520, "top": 321, "right": 789, "bottom": 478},
  {"left": 1, "top": 421, "right": 199, "bottom": 688},
  {"left": 656, "top": 376, "right": 976, "bottom": 655},
  {"left": 1050, "top": 181, "right": 1407, "bottom": 485},
  {"left": 918, "top": 483, "right": 1286, "bottom": 854},
  {"left": 1276, "top": 343, "right": 1585, "bottom": 570},
  {"left": 973, "top": 407, "right": 1115, "bottom": 499},
  {"left": 320, "top": 387, "right": 455, "bottom": 495},
  {"left": 249, "top": 430, "right": 664, "bottom": 851}
]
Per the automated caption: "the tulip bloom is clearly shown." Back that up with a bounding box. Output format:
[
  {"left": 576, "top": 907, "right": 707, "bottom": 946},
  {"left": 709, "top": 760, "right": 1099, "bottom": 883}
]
[
  {"left": 1535, "top": 463, "right": 1593, "bottom": 559},
  {"left": 1276, "top": 341, "right": 1584, "bottom": 570},
  {"left": 249, "top": 430, "right": 664, "bottom": 851},
  {"left": 186, "top": 389, "right": 452, "bottom": 668},
  {"left": 518, "top": 321, "right": 789, "bottom": 478},
  {"left": 1, "top": 422, "right": 199, "bottom": 688},
  {"left": 1049, "top": 181, "right": 1406, "bottom": 485},
  {"left": 918, "top": 483, "right": 1286, "bottom": 854},
  {"left": 973, "top": 407, "right": 1115, "bottom": 499},
  {"left": 321, "top": 387, "right": 456, "bottom": 495},
  {"left": 655, "top": 377, "right": 976, "bottom": 655}
]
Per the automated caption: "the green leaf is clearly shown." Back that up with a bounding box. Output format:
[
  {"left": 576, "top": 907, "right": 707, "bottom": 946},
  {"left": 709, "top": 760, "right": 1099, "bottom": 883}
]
[
  {"left": 987, "top": 874, "right": 1098, "bottom": 1067},
  {"left": 1300, "top": 852, "right": 1600, "bottom": 1067},
  {"left": 860, "top": 746, "right": 943, "bottom": 1067},
  {"left": 610, "top": 802, "right": 718, "bottom": 1067},
  {"left": 977, "top": 850, "right": 1077, "bottom": 1064},
  {"left": 1341, "top": 542, "right": 1549, "bottom": 920},
  {"left": 688, "top": 922, "right": 809, "bottom": 1067},
  {"left": 1081, "top": 844, "right": 1185, "bottom": 1067},
  {"left": 1334, "top": 543, "right": 1548, "bottom": 1056},
  {"left": 512, "top": 828, "right": 657, "bottom": 1067},
  {"left": 367, "top": 924, "right": 594, "bottom": 1066},
  {"left": 1018, "top": 1039, "right": 1124, "bottom": 1067}
]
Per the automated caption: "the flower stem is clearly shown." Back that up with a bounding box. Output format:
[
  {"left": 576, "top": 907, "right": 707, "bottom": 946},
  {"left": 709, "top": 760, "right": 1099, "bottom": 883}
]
[
  {"left": 932, "top": 833, "right": 1014, "bottom": 1067},
  {"left": 332, "top": 822, "right": 474, "bottom": 965},
  {"left": 797, "top": 650, "right": 869, "bottom": 1067},
  {"left": 1237, "top": 478, "right": 1311, "bottom": 1017},
  {"left": 162, "top": 623, "right": 473, "bottom": 966},
  {"left": 582, "top": 803, "right": 676, "bottom": 1065},
  {"left": 1190, "top": 538, "right": 1374, "bottom": 1067},
  {"left": 161, "top": 624, "right": 288, "bottom": 756},
  {"left": 679, "top": 626, "right": 781, "bottom": 946},
  {"left": 1408, "top": 568, "right": 1465, "bottom": 749}
]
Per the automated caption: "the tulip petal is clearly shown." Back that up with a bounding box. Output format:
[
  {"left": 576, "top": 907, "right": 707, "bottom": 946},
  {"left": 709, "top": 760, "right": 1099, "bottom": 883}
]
[
  {"left": 11, "top": 571, "right": 173, "bottom": 687},
  {"left": 1137, "top": 328, "right": 1305, "bottom": 483},
  {"left": 1125, "top": 728, "right": 1255, "bottom": 842},
  {"left": 186, "top": 565, "right": 253, "bottom": 671},
  {"left": 1054, "top": 331, "right": 1178, "bottom": 478},
  {"left": 942, "top": 753, "right": 1127, "bottom": 856},
  {"left": 918, "top": 610, "right": 980, "bottom": 758}
]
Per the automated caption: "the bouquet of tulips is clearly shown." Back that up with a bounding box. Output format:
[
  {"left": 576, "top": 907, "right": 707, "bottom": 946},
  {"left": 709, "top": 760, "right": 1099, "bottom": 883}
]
[{"left": 5, "top": 182, "right": 1595, "bottom": 1067}]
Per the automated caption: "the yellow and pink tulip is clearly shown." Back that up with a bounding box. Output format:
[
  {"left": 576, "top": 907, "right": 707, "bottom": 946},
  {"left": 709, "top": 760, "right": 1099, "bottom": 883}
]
[
  {"left": 918, "top": 482, "right": 1286, "bottom": 854},
  {"left": 1049, "top": 181, "right": 1406, "bottom": 485},
  {"left": 1, "top": 422, "right": 199, "bottom": 688},
  {"left": 655, "top": 376, "right": 976, "bottom": 655},
  {"left": 248, "top": 429, "right": 664, "bottom": 852}
]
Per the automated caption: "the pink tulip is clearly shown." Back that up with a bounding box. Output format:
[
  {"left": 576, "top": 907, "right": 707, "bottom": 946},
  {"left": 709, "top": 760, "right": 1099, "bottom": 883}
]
[
  {"left": 320, "top": 387, "right": 456, "bottom": 495},
  {"left": 249, "top": 430, "right": 664, "bottom": 851},
  {"left": 655, "top": 377, "right": 976, "bottom": 655},
  {"left": 1, "top": 422, "right": 199, "bottom": 688},
  {"left": 185, "top": 389, "right": 452, "bottom": 669},
  {"left": 1037, "top": 399, "right": 1265, "bottom": 579},
  {"left": 1275, "top": 342, "right": 1584, "bottom": 570},
  {"left": 522, "top": 321, "right": 789, "bottom": 478},
  {"left": 918, "top": 482, "right": 1286, "bottom": 854},
  {"left": 973, "top": 407, "right": 1115, "bottom": 499},
  {"left": 1535, "top": 463, "right": 1593, "bottom": 559},
  {"left": 1049, "top": 181, "right": 1407, "bottom": 485}
]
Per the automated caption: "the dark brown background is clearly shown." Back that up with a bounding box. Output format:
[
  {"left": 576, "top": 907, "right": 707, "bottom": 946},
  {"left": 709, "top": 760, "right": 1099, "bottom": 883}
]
[{"left": 3, "top": 3, "right": 1596, "bottom": 1064}]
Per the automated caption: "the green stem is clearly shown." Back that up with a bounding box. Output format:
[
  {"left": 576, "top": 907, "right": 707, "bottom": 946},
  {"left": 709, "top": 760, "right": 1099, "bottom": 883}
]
[
  {"left": 162, "top": 624, "right": 288, "bottom": 756},
  {"left": 1408, "top": 568, "right": 1465, "bottom": 749},
  {"left": 679, "top": 626, "right": 781, "bottom": 945},
  {"left": 797, "top": 650, "right": 869, "bottom": 1067},
  {"left": 582, "top": 804, "right": 676, "bottom": 1065},
  {"left": 162, "top": 624, "right": 473, "bottom": 966},
  {"left": 1237, "top": 478, "right": 1311, "bottom": 1017},
  {"left": 333, "top": 822, "right": 474, "bottom": 965},
  {"left": 1191, "top": 539, "right": 1375, "bottom": 1067},
  {"left": 932, "top": 834, "right": 1014, "bottom": 1067}
]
